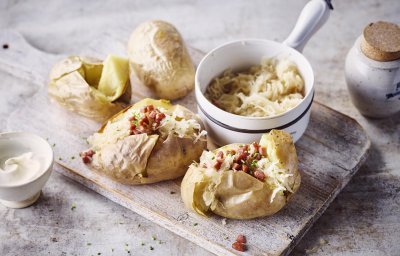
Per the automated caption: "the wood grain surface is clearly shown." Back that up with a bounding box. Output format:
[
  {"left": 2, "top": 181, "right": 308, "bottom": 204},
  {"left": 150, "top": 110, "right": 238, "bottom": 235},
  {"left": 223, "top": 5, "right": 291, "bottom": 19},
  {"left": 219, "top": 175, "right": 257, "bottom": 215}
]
[{"left": 4, "top": 30, "right": 370, "bottom": 256}]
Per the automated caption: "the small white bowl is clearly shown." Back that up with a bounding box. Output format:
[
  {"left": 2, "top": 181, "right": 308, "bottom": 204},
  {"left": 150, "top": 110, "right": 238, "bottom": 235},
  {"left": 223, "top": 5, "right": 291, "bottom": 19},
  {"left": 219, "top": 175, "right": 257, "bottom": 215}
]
[
  {"left": 195, "top": 0, "right": 330, "bottom": 145},
  {"left": 0, "top": 132, "right": 53, "bottom": 208}
]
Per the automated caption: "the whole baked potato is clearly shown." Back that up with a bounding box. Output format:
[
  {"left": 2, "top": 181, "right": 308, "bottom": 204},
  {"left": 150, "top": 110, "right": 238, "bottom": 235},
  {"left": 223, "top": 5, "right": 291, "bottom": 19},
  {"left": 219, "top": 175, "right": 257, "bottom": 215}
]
[
  {"left": 127, "top": 20, "right": 195, "bottom": 100},
  {"left": 48, "top": 55, "right": 131, "bottom": 122},
  {"left": 181, "top": 130, "right": 301, "bottom": 219},
  {"left": 80, "top": 98, "right": 207, "bottom": 184}
]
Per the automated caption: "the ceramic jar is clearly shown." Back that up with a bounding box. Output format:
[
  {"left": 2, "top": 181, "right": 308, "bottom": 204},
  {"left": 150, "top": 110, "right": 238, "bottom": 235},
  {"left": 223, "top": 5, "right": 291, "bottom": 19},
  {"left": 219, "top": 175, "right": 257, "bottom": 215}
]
[{"left": 345, "top": 21, "right": 400, "bottom": 118}]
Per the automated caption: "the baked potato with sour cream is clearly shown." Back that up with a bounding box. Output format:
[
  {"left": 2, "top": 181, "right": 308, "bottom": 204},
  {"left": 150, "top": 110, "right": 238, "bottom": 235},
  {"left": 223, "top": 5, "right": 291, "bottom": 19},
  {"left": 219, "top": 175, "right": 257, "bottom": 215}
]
[
  {"left": 48, "top": 55, "right": 131, "bottom": 122},
  {"left": 127, "top": 20, "right": 195, "bottom": 100},
  {"left": 80, "top": 98, "right": 207, "bottom": 185},
  {"left": 181, "top": 130, "right": 300, "bottom": 219}
]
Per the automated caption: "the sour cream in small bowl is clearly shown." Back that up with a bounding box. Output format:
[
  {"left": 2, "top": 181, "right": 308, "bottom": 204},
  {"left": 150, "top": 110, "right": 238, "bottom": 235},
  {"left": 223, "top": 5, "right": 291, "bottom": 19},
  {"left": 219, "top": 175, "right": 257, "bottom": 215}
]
[{"left": 0, "top": 132, "right": 53, "bottom": 208}]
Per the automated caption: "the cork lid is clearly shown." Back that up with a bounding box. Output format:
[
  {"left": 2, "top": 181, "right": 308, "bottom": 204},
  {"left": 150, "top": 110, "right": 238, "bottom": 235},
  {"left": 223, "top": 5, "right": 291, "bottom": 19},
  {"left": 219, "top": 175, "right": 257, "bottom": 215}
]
[{"left": 361, "top": 21, "right": 400, "bottom": 62}]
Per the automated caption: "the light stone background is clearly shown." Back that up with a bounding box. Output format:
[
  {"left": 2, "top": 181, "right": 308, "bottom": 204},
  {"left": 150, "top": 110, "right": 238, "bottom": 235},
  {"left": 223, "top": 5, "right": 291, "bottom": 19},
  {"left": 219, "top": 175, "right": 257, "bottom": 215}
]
[{"left": 0, "top": 0, "right": 399, "bottom": 255}]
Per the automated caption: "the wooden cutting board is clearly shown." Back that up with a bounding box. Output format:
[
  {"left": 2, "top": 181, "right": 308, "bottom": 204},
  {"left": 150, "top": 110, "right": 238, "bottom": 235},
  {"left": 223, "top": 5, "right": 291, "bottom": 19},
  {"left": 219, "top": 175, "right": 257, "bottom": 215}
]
[{"left": 1, "top": 30, "right": 370, "bottom": 256}]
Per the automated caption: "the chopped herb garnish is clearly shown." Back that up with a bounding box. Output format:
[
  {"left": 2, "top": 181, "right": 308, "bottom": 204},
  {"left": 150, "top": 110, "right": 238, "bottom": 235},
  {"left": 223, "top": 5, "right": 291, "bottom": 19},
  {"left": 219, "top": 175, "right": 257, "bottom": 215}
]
[
  {"left": 149, "top": 246, "right": 154, "bottom": 251},
  {"left": 58, "top": 157, "right": 62, "bottom": 161},
  {"left": 97, "top": 253, "right": 101, "bottom": 255},
  {"left": 52, "top": 143, "right": 56, "bottom": 147},
  {"left": 141, "top": 242, "right": 145, "bottom": 246},
  {"left": 193, "top": 223, "right": 198, "bottom": 226},
  {"left": 250, "top": 160, "right": 258, "bottom": 167},
  {"left": 71, "top": 156, "right": 75, "bottom": 160},
  {"left": 87, "top": 242, "right": 92, "bottom": 246},
  {"left": 125, "top": 243, "right": 129, "bottom": 247},
  {"left": 137, "top": 224, "right": 141, "bottom": 228},
  {"left": 151, "top": 235, "right": 157, "bottom": 240},
  {"left": 48, "top": 209, "right": 54, "bottom": 212},
  {"left": 71, "top": 204, "right": 76, "bottom": 211}
]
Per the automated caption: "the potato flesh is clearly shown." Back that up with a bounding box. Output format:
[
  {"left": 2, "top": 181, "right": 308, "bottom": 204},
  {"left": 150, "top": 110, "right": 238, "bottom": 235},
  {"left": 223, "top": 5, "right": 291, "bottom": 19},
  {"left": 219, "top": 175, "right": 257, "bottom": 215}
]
[
  {"left": 83, "top": 62, "right": 103, "bottom": 87},
  {"left": 98, "top": 55, "right": 130, "bottom": 102}
]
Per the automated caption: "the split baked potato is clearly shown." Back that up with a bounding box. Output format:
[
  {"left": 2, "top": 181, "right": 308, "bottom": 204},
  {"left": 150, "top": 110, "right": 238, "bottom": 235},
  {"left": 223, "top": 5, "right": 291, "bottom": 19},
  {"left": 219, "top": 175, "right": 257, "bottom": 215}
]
[
  {"left": 80, "top": 98, "right": 207, "bottom": 184},
  {"left": 181, "top": 130, "right": 301, "bottom": 219},
  {"left": 48, "top": 55, "right": 131, "bottom": 122},
  {"left": 127, "top": 20, "right": 195, "bottom": 100}
]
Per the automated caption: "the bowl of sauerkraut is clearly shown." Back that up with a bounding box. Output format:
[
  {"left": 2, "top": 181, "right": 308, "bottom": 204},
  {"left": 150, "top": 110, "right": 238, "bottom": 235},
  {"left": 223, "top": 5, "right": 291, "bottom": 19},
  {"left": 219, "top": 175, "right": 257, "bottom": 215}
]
[
  {"left": 194, "top": 0, "right": 331, "bottom": 145},
  {"left": 195, "top": 39, "right": 315, "bottom": 145}
]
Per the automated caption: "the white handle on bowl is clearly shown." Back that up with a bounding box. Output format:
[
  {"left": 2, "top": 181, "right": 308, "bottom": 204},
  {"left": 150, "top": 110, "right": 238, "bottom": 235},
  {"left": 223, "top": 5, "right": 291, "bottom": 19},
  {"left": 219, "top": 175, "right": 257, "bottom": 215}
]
[{"left": 283, "top": 0, "right": 332, "bottom": 52}]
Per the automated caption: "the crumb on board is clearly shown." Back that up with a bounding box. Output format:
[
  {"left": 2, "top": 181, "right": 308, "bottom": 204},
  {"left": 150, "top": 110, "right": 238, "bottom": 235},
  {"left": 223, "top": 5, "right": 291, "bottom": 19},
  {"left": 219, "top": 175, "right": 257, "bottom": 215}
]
[{"left": 221, "top": 218, "right": 227, "bottom": 226}]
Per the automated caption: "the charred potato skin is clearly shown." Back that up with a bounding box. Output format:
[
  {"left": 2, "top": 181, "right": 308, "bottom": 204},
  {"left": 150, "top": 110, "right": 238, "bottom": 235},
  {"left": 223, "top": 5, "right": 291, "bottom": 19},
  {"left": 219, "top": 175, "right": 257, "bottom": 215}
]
[
  {"left": 90, "top": 99, "right": 207, "bottom": 185},
  {"left": 181, "top": 130, "right": 301, "bottom": 219},
  {"left": 127, "top": 20, "right": 195, "bottom": 100},
  {"left": 48, "top": 56, "right": 131, "bottom": 122}
]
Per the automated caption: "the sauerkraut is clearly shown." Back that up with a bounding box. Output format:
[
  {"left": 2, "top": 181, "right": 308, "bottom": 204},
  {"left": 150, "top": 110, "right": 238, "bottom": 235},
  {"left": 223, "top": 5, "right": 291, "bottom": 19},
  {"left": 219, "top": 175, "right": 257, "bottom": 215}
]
[{"left": 205, "top": 58, "right": 305, "bottom": 117}]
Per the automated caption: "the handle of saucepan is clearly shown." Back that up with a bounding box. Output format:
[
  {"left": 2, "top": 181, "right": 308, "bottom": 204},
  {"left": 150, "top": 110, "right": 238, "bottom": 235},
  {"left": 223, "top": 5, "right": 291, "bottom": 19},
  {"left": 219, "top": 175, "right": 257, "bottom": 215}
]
[{"left": 283, "top": 0, "right": 332, "bottom": 52}]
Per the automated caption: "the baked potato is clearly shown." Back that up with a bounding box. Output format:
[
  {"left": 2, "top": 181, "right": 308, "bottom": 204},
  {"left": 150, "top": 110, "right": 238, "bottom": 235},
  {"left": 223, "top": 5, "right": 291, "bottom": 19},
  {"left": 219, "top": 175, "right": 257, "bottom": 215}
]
[
  {"left": 127, "top": 20, "right": 195, "bottom": 100},
  {"left": 48, "top": 55, "right": 131, "bottom": 122},
  {"left": 80, "top": 98, "right": 207, "bottom": 184},
  {"left": 181, "top": 130, "right": 301, "bottom": 219}
]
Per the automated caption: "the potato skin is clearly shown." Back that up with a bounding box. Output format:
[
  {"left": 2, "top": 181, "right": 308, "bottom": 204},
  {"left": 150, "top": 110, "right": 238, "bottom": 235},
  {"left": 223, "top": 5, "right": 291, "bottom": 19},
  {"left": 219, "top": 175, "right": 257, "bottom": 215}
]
[
  {"left": 48, "top": 56, "right": 131, "bottom": 122},
  {"left": 181, "top": 130, "right": 301, "bottom": 219},
  {"left": 127, "top": 20, "right": 195, "bottom": 100},
  {"left": 90, "top": 99, "right": 207, "bottom": 185}
]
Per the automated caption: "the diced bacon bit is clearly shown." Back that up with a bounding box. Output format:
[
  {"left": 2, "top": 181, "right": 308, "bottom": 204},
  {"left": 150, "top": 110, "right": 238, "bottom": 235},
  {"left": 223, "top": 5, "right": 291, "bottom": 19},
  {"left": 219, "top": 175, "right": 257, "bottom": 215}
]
[
  {"left": 155, "top": 113, "right": 166, "bottom": 121},
  {"left": 254, "top": 170, "right": 266, "bottom": 181},
  {"left": 259, "top": 146, "right": 267, "bottom": 156},
  {"left": 216, "top": 151, "right": 224, "bottom": 160},
  {"left": 236, "top": 234, "right": 247, "bottom": 244},
  {"left": 232, "top": 163, "right": 241, "bottom": 171},
  {"left": 252, "top": 142, "right": 259, "bottom": 152},
  {"left": 148, "top": 111, "right": 157, "bottom": 119},
  {"left": 79, "top": 150, "right": 95, "bottom": 164},
  {"left": 214, "top": 160, "right": 222, "bottom": 170},
  {"left": 232, "top": 241, "right": 246, "bottom": 252},
  {"left": 140, "top": 105, "right": 154, "bottom": 113},
  {"left": 235, "top": 152, "right": 248, "bottom": 163},
  {"left": 242, "top": 164, "right": 249, "bottom": 173},
  {"left": 130, "top": 105, "right": 166, "bottom": 135},
  {"left": 227, "top": 149, "right": 236, "bottom": 155},
  {"left": 232, "top": 234, "right": 247, "bottom": 252},
  {"left": 212, "top": 151, "right": 225, "bottom": 170}
]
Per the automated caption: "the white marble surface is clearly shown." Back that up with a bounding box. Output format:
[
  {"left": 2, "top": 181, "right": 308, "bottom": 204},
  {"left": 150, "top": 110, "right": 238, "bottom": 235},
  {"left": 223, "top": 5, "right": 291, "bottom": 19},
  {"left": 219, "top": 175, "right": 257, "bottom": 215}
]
[{"left": 0, "top": 0, "right": 399, "bottom": 255}]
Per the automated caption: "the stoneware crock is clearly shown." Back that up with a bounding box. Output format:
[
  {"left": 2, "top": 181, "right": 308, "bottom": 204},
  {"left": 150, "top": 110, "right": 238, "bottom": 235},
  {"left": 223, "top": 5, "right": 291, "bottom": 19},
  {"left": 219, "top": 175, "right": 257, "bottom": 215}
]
[{"left": 195, "top": 0, "right": 332, "bottom": 145}]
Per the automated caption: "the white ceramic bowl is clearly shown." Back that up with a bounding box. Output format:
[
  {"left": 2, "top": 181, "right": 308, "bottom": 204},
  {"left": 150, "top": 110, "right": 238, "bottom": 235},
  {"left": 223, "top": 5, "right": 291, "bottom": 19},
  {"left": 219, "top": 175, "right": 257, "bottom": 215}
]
[
  {"left": 196, "top": 39, "right": 314, "bottom": 145},
  {"left": 195, "top": 0, "right": 331, "bottom": 145},
  {"left": 0, "top": 132, "right": 54, "bottom": 208}
]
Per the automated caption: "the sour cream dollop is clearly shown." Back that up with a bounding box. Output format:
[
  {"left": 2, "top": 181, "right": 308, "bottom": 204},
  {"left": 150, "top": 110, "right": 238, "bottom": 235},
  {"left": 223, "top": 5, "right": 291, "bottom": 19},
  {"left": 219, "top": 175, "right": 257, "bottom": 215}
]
[{"left": 0, "top": 152, "right": 42, "bottom": 186}]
